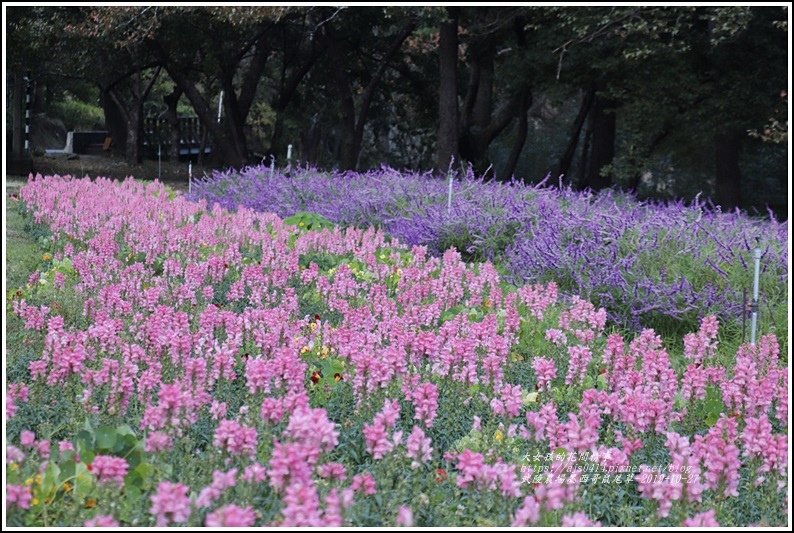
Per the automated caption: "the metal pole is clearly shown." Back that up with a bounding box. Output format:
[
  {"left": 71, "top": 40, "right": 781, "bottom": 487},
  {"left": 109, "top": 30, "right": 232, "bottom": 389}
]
[
  {"left": 750, "top": 245, "right": 761, "bottom": 345},
  {"left": 217, "top": 91, "right": 223, "bottom": 123}
]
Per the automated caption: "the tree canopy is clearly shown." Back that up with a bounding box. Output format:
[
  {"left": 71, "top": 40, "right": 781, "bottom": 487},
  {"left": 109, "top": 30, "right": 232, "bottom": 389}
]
[{"left": 5, "top": 5, "right": 789, "bottom": 213}]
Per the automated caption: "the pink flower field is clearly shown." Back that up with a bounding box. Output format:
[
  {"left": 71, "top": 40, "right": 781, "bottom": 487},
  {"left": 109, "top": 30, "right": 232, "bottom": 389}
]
[{"left": 4, "top": 175, "right": 789, "bottom": 527}]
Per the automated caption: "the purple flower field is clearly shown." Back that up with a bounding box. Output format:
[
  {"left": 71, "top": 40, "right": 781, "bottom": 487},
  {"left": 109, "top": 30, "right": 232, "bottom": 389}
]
[{"left": 187, "top": 164, "right": 788, "bottom": 336}]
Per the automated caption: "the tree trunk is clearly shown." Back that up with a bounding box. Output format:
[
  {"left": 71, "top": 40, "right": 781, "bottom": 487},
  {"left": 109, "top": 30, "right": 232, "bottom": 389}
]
[
  {"left": 125, "top": 102, "right": 143, "bottom": 164},
  {"left": 459, "top": 34, "right": 496, "bottom": 169},
  {"left": 106, "top": 67, "right": 161, "bottom": 165},
  {"left": 583, "top": 84, "right": 615, "bottom": 191},
  {"left": 163, "top": 87, "right": 182, "bottom": 162},
  {"left": 437, "top": 7, "right": 460, "bottom": 172},
  {"left": 715, "top": 130, "right": 742, "bottom": 210},
  {"left": 558, "top": 84, "right": 596, "bottom": 182},
  {"left": 221, "top": 76, "right": 250, "bottom": 166},
  {"left": 269, "top": 57, "right": 324, "bottom": 164},
  {"left": 324, "top": 24, "right": 358, "bottom": 169},
  {"left": 11, "top": 71, "right": 25, "bottom": 158},
  {"left": 500, "top": 88, "right": 531, "bottom": 182},
  {"left": 102, "top": 89, "right": 127, "bottom": 151},
  {"left": 165, "top": 64, "right": 245, "bottom": 169}
]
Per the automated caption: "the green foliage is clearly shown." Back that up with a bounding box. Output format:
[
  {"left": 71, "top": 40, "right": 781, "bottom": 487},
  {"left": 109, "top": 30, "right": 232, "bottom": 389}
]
[
  {"left": 283, "top": 211, "right": 336, "bottom": 232},
  {"left": 50, "top": 98, "right": 104, "bottom": 132}
]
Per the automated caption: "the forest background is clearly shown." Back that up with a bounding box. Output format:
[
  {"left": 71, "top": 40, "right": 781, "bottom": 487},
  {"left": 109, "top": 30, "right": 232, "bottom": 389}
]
[{"left": 5, "top": 5, "right": 790, "bottom": 217}]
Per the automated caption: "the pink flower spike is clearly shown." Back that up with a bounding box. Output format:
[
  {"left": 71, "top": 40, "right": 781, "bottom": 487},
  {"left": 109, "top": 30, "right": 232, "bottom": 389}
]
[
  {"left": 682, "top": 509, "right": 720, "bottom": 527},
  {"left": 205, "top": 504, "right": 256, "bottom": 527},
  {"left": 396, "top": 506, "right": 414, "bottom": 527}
]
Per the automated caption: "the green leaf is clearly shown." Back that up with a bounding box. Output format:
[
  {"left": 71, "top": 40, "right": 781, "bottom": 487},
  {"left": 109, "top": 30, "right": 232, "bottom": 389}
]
[
  {"left": 75, "top": 430, "right": 93, "bottom": 454},
  {"left": 95, "top": 426, "right": 117, "bottom": 451},
  {"left": 60, "top": 449, "right": 76, "bottom": 463},
  {"left": 81, "top": 450, "right": 95, "bottom": 466},
  {"left": 41, "top": 462, "right": 61, "bottom": 499},
  {"left": 59, "top": 459, "right": 76, "bottom": 482},
  {"left": 596, "top": 373, "right": 608, "bottom": 391},
  {"left": 74, "top": 462, "right": 93, "bottom": 494}
]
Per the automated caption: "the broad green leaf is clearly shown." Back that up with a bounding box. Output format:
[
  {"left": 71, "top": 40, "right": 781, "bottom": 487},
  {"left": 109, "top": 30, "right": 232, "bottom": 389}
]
[{"left": 95, "top": 426, "right": 117, "bottom": 451}]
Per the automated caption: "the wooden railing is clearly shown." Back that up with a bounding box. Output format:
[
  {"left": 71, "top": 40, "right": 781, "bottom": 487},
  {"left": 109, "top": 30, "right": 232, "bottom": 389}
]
[{"left": 142, "top": 117, "right": 212, "bottom": 158}]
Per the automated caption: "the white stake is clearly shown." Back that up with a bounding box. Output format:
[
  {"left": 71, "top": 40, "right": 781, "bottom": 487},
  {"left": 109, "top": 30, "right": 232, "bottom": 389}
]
[
  {"left": 287, "top": 144, "right": 293, "bottom": 162},
  {"left": 217, "top": 91, "right": 224, "bottom": 123},
  {"left": 750, "top": 246, "right": 761, "bottom": 345},
  {"left": 447, "top": 171, "right": 453, "bottom": 216},
  {"left": 189, "top": 161, "right": 193, "bottom": 194}
]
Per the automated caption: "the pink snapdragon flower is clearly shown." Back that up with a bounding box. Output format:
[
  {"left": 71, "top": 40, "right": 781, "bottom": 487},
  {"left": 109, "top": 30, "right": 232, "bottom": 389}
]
[
  {"left": 149, "top": 481, "right": 192, "bottom": 526},
  {"left": 693, "top": 414, "right": 741, "bottom": 497},
  {"left": 145, "top": 431, "right": 173, "bottom": 453},
  {"left": 83, "top": 514, "right": 119, "bottom": 527},
  {"left": 6, "top": 484, "right": 33, "bottom": 509},
  {"left": 405, "top": 426, "right": 433, "bottom": 469},
  {"left": 363, "top": 399, "right": 401, "bottom": 459},
  {"left": 683, "top": 315, "right": 719, "bottom": 363},
  {"left": 6, "top": 383, "right": 30, "bottom": 419},
  {"left": 350, "top": 473, "right": 377, "bottom": 495},
  {"left": 284, "top": 405, "right": 339, "bottom": 453},
  {"left": 682, "top": 509, "right": 720, "bottom": 527},
  {"left": 280, "top": 483, "right": 323, "bottom": 527},
  {"left": 501, "top": 383, "right": 524, "bottom": 417},
  {"left": 395, "top": 506, "right": 414, "bottom": 527},
  {"left": 562, "top": 511, "right": 602, "bottom": 526},
  {"left": 90, "top": 455, "right": 129, "bottom": 488},
  {"left": 635, "top": 432, "right": 705, "bottom": 518},
  {"left": 534, "top": 466, "right": 581, "bottom": 512},
  {"left": 532, "top": 357, "right": 557, "bottom": 392},
  {"left": 212, "top": 419, "right": 258, "bottom": 458},
  {"left": 267, "top": 441, "right": 315, "bottom": 492},
  {"left": 410, "top": 382, "right": 439, "bottom": 428},
  {"left": 319, "top": 462, "right": 348, "bottom": 481},
  {"left": 205, "top": 504, "right": 256, "bottom": 527},
  {"left": 196, "top": 468, "right": 238, "bottom": 508},
  {"left": 511, "top": 495, "right": 541, "bottom": 526}
]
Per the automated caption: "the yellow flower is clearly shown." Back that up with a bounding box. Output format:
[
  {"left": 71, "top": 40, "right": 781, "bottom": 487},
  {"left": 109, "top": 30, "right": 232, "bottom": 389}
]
[
  {"left": 494, "top": 430, "right": 504, "bottom": 442},
  {"left": 321, "top": 345, "right": 329, "bottom": 358},
  {"left": 299, "top": 222, "right": 305, "bottom": 227},
  {"left": 484, "top": 299, "right": 491, "bottom": 308},
  {"left": 310, "top": 322, "right": 317, "bottom": 332},
  {"left": 31, "top": 498, "right": 39, "bottom": 506},
  {"left": 300, "top": 346, "right": 310, "bottom": 355},
  {"left": 63, "top": 482, "right": 72, "bottom": 492},
  {"left": 43, "top": 253, "right": 52, "bottom": 261},
  {"left": 24, "top": 477, "right": 34, "bottom": 486}
]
